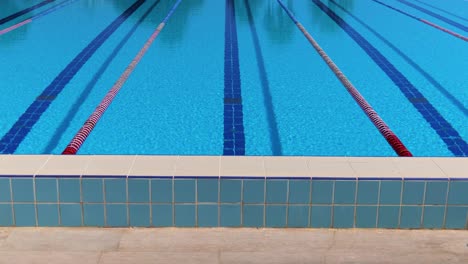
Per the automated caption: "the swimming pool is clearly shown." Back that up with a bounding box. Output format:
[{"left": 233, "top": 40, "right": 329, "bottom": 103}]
[{"left": 0, "top": 0, "right": 466, "bottom": 156}]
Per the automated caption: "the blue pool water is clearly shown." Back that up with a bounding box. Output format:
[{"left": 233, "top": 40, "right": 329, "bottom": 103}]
[{"left": 0, "top": 0, "right": 466, "bottom": 156}]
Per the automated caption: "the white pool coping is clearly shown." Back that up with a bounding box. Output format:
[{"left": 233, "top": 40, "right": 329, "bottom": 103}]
[{"left": 0, "top": 155, "right": 466, "bottom": 179}]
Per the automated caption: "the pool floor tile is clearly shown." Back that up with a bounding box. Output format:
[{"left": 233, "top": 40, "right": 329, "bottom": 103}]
[
  {"left": 266, "top": 180, "right": 288, "bottom": 204},
  {"left": 0, "top": 204, "right": 13, "bottom": 226},
  {"left": 220, "top": 204, "right": 241, "bottom": 227},
  {"left": 266, "top": 205, "right": 286, "bottom": 227},
  {"left": 445, "top": 206, "right": 468, "bottom": 229},
  {"left": 35, "top": 178, "right": 58, "bottom": 202},
  {"left": 333, "top": 206, "right": 354, "bottom": 228},
  {"left": 129, "top": 204, "right": 150, "bottom": 227},
  {"left": 400, "top": 206, "right": 422, "bottom": 229},
  {"left": 106, "top": 204, "right": 128, "bottom": 227},
  {"left": 197, "top": 179, "right": 219, "bottom": 203},
  {"left": 37, "top": 204, "right": 59, "bottom": 226},
  {"left": 356, "top": 181, "right": 379, "bottom": 205},
  {"left": 243, "top": 205, "right": 264, "bottom": 227},
  {"left": 12, "top": 178, "right": 34, "bottom": 202},
  {"left": 448, "top": 181, "right": 468, "bottom": 205},
  {"left": 174, "top": 179, "right": 195, "bottom": 203},
  {"left": 13, "top": 204, "right": 36, "bottom": 226},
  {"left": 220, "top": 179, "right": 242, "bottom": 203},
  {"left": 58, "top": 179, "right": 81, "bottom": 203},
  {"left": 151, "top": 179, "right": 172, "bottom": 203},
  {"left": 288, "top": 205, "right": 309, "bottom": 227},
  {"left": 334, "top": 181, "right": 356, "bottom": 205},
  {"left": 377, "top": 206, "right": 400, "bottom": 228},
  {"left": 402, "top": 181, "right": 425, "bottom": 205},
  {"left": 175, "top": 204, "right": 195, "bottom": 227},
  {"left": 288, "top": 180, "right": 310, "bottom": 204},
  {"left": 128, "top": 179, "right": 150, "bottom": 203},
  {"left": 243, "top": 180, "right": 264, "bottom": 204},
  {"left": 198, "top": 205, "right": 218, "bottom": 227},
  {"left": 60, "top": 204, "right": 82, "bottom": 227},
  {"left": 311, "top": 180, "right": 333, "bottom": 204},
  {"left": 104, "top": 179, "right": 126, "bottom": 203},
  {"left": 83, "top": 204, "right": 104, "bottom": 227},
  {"left": 310, "top": 206, "right": 332, "bottom": 228},
  {"left": 424, "top": 181, "right": 448, "bottom": 205},
  {"left": 0, "top": 179, "right": 11, "bottom": 202},
  {"left": 152, "top": 204, "right": 173, "bottom": 227},
  {"left": 422, "top": 206, "right": 445, "bottom": 229},
  {"left": 82, "top": 179, "right": 103, "bottom": 203},
  {"left": 355, "top": 206, "right": 377, "bottom": 228}
]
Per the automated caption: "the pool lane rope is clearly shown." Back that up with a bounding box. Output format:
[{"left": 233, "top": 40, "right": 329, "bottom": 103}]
[
  {"left": 0, "top": 0, "right": 79, "bottom": 36},
  {"left": 62, "top": 0, "right": 183, "bottom": 155},
  {"left": 276, "top": 0, "right": 413, "bottom": 157},
  {"left": 371, "top": 0, "right": 468, "bottom": 42}
]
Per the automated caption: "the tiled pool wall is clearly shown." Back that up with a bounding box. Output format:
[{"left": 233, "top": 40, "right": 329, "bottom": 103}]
[{"left": 0, "top": 155, "right": 467, "bottom": 229}]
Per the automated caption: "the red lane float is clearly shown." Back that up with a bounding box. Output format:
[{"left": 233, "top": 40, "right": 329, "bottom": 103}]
[
  {"left": 62, "top": 0, "right": 183, "bottom": 154},
  {"left": 420, "top": 19, "right": 468, "bottom": 42},
  {"left": 0, "top": 19, "right": 32, "bottom": 36},
  {"left": 277, "top": 0, "right": 412, "bottom": 157}
]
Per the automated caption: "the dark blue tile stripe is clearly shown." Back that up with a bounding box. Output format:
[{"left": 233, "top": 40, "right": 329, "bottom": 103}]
[
  {"left": 244, "top": 0, "right": 282, "bottom": 155},
  {"left": 329, "top": 0, "right": 467, "bottom": 117},
  {"left": 312, "top": 0, "right": 468, "bottom": 157},
  {"left": 1, "top": 175, "right": 467, "bottom": 181},
  {"left": 397, "top": 0, "right": 468, "bottom": 33},
  {"left": 223, "top": 0, "right": 245, "bottom": 156},
  {"left": 372, "top": 0, "right": 419, "bottom": 20},
  {"left": 413, "top": 0, "right": 468, "bottom": 23},
  {"left": 31, "top": 0, "right": 79, "bottom": 21},
  {"left": 0, "top": 0, "right": 146, "bottom": 154},
  {"left": 0, "top": 0, "right": 53, "bottom": 25}
]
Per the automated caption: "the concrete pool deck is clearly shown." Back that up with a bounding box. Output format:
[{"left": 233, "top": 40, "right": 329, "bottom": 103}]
[
  {"left": 0, "top": 228, "right": 467, "bottom": 263},
  {"left": 0, "top": 155, "right": 467, "bottom": 178}
]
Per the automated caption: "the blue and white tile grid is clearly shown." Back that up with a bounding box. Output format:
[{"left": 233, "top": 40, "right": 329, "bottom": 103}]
[{"left": 0, "top": 175, "right": 467, "bottom": 228}]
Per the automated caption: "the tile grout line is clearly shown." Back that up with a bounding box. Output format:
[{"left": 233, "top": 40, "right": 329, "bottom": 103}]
[
  {"left": 126, "top": 156, "right": 137, "bottom": 227},
  {"left": 172, "top": 175, "right": 175, "bottom": 227},
  {"left": 240, "top": 179, "right": 244, "bottom": 227},
  {"left": 442, "top": 179, "right": 450, "bottom": 228},
  {"left": 195, "top": 177, "right": 198, "bottom": 227},
  {"left": 398, "top": 180, "right": 404, "bottom": 228},
  {"left": 32, "top": 156, "right": 53, "bottom": 226},
  {"left": 9, "top": 177, "right": 15, "bottom": 226},
  {"left": 306, "top": 159, "right": 312, "bottom": 228},
  {"left": 263, "top": 177, "right": 266, "bottom": 227},
  {"left": 376, "top": 180, "right": 382, "bottom": 228},
  {"left": 420, "top": 181, "right": 427, "bottom": 228},
  {"left": 102, "top": 178, "right": 107, "bottom": 227},
  {"left": 80, "top": 157, "right": 92, "bottom": 227},
  {"left": 331, "top": 180, "right": 336, "bottom": 228},
  {"left": 353, "top": 180, "right": 359, "bottom": 228},
  {"left": 149, "top": 177, "right": 153, "bottom": 227},
  {"left": 308, "top": 178, "right": 312, "bottom": 228},
  {"left": 218, "top": 177, "right": 221, "bottom": 227},
  {"left": 285, "top": 180, "right": 290, "bottom": 227},
  {"left": 56, "top": 178, "right": 61, "bottom": 226}
]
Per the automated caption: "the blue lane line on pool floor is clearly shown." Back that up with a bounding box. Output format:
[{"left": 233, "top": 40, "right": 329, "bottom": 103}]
[
  {"left": 224, "top": 0, "right": 245, "bottom": 156},
  {"left": 0, "top": 0, "right": 54, "bottom": 25},
  {"left": 397, "top": 0, "right": 468, "bottom": 33},
  {"left": 244, "top": 0, "right": 282, "bottom": 155},
  {"left": 42, "top": 0, "right": 161, "bottom": 153},
  {"left": 312, "top": 0, "right": 468, "bottom": 156},
  {"left": 329, "top": 0, "right": 467, "bottom": 117},
  {"left": 413, "top": 0, "right": 468, "bottom": 23},
  {"left": 0, "top": 0, "right": 147, "bottom": 154},
  {"left": 31, "top": 0, "right": 79, "bottom": 21}
]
